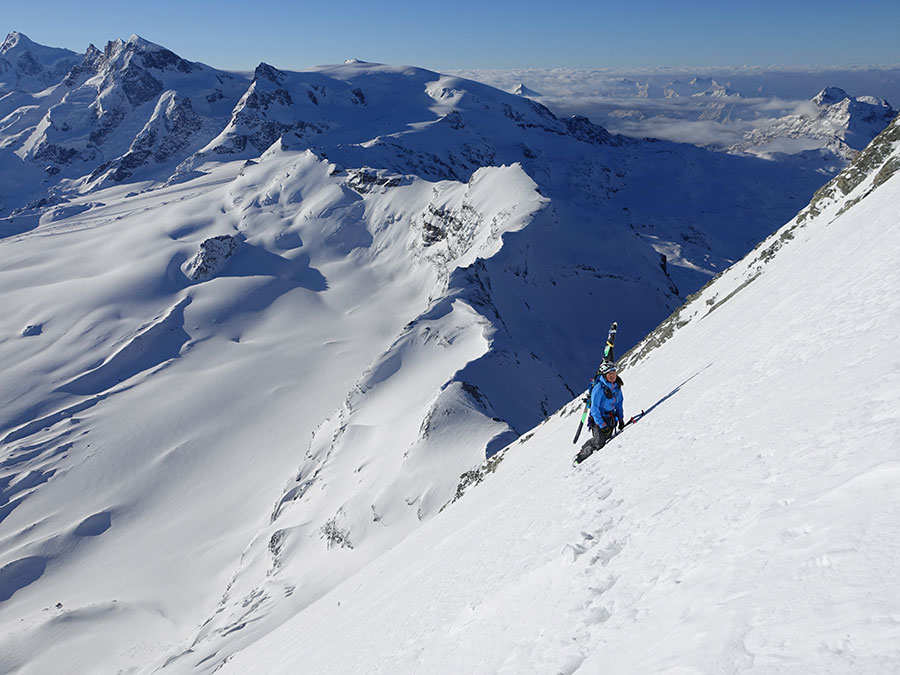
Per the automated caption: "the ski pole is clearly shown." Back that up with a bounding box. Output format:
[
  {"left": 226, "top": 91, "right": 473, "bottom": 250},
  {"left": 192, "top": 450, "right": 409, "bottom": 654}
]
[{"left": 623, "top": 410, "right": 645, "bottom": 427}]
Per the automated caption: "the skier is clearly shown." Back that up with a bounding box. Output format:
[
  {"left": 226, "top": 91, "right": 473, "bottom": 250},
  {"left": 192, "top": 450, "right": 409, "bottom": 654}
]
[{"left": 575, "top": 361, "right": 624, "bottom": 464}]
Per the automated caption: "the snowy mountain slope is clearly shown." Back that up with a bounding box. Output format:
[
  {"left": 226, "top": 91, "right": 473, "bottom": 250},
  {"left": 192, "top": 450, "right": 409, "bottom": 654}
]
[
  {"left": 730, "top": 87, "right": 896, "bottom": 168},
  {"left": 216, "top": 114, "right": 900, "bottom": 675},
  {"left": 0, "top": 147, "right": 44, "bottom": 216},
  {"left": 0, "top": 131, "right": 564, "bottom": 671},
  {"left": 0, "top": 36, "right": 871, "bottom": 674},
  {"left": 181, "top": 59, "right": 615, "bottom": 185},
  {"left": 0, "top": 32, "right": 79, "bottom": 93},
  {"left": 0, "top": 33, "right": 248, "bottom": 207}
]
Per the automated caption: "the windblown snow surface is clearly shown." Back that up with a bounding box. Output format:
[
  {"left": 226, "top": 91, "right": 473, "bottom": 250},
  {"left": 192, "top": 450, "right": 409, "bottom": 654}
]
[{"left": 215, "top": 122, "right": 900, "bottom": 673}]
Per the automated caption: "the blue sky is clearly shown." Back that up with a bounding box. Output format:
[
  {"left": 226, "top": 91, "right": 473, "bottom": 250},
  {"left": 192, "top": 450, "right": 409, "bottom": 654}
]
[{"left": 6, "top": 0, "right": 900, "bottom": 71}]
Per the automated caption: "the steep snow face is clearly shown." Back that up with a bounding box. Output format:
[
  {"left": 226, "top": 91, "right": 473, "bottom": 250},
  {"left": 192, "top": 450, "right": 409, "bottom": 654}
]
[
  {"left": 215, "top": 115, "right": 900, "bottom": 675},
  {"left": 730, "top": 87, "right": 897, "bottom": 167}
]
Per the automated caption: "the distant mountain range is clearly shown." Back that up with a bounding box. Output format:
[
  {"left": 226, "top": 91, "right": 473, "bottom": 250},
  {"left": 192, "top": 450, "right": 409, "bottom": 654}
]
[
  {"left": 2, "top": 32, "right": 896, "bottom": 220},
  {"left": 466, "top": 64, "right": 899, "bottom": 155}
]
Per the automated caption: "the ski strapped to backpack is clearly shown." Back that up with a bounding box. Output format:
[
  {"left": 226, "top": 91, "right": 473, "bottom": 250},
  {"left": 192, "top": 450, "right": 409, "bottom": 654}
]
[{"left": 572, "top": 321, "right": 617, "bottom": 444}]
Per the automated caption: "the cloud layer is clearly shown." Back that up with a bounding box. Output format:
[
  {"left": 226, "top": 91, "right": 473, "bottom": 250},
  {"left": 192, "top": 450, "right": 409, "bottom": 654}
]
[{"left": 449, "top": 66, "right": 900, "bottom": 148}]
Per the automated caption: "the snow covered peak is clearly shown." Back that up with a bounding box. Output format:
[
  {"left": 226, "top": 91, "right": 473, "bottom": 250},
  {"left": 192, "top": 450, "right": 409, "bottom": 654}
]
[
  {"left": 253, "top": 61, "right": 287, "bottom": 84},
  {"left": 0, "top": 31, "right": 70, "bottom": 59},
  {"left": 99, "top": 34, "right": 196, "bottom": 74},
  {"left": 1, "top": 30, "right": 31, "bottom": 53},
  {"left": 191, "top": 61, "right": 615, "bottom": 176},
  {"left": 813, "top": 86, "right": 849, "bottom": 106},
  {"left": 731, "top": 86, "right": 896, "bottom": 162},
  {"left": 126, "top": 34, "right": 161, "bottom": 50},
  {"left": 105, "top": 33, "right": 165, "bottom": 53},
  {"left": 0, "top": 31, "right": 80, "bottom": 93},
  {"left": 0, "top": 35, "right": 247, "bottom": 192},
  {"left": 512, "top": 82, "right": 543, "bottom": 97}
]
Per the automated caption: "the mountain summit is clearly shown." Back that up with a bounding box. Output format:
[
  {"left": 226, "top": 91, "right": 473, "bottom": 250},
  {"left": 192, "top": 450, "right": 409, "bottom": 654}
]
[
  {"left": 0, "top": 31, "right": 79, "bottom": 92},
  {"left": 512, "top": 82, "right": 543, "bottom": 97}
]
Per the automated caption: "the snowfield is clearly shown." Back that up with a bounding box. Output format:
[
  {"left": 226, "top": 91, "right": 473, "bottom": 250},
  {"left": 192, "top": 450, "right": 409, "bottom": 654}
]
[{"left": 0, "top": 153, "right": 546, "bottom": 673}]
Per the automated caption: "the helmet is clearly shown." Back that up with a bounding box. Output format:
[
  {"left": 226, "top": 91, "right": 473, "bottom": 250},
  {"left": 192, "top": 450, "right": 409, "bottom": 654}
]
[{"left": 598, "top": 360, "right": 617, "bottom": 375}]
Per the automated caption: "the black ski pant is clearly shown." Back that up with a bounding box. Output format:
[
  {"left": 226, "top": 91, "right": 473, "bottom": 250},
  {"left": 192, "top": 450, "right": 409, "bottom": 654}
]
[
  {"left": 591, "top": 421, "right": 615, "bottom": 449},
  {"left": 576, "top": 421, "right": 615, "bottom": 462}
]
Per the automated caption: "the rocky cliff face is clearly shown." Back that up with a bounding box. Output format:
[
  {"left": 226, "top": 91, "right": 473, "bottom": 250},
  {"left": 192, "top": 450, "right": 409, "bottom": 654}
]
[{"left": 196, "top": 62, "right": 329, "bottom": 158}]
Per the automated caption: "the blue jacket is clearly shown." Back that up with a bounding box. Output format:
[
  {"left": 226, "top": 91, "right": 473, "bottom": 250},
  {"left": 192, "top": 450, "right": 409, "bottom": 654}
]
[{"left": 590, "top": 376, "right": 624, "bottom": 428}]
